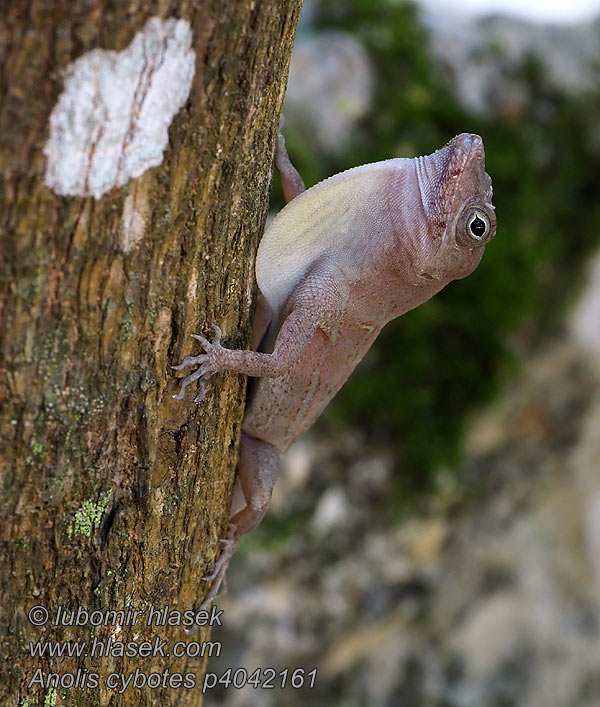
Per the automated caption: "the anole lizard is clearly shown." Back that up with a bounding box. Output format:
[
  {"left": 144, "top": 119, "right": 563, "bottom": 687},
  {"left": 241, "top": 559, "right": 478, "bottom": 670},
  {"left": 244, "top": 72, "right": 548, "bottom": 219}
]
[{"left": 173, "top": 129, "right": 496, "bottom": 610}]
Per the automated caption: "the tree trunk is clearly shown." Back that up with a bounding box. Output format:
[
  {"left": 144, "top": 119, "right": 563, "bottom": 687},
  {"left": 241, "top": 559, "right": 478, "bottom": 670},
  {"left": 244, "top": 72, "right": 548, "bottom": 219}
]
[{"left": 0, "top": 1, "right": 302, "bottom": 704}]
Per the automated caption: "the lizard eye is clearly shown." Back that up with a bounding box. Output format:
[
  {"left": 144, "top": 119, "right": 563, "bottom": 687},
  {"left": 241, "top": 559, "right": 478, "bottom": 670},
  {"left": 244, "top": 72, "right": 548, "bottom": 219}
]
[
  {"left": 456, "top": 203, "right": 496, "bottom": 246},
  {"left": 466, "top": 209, "right": 489, "bottom": 241}
]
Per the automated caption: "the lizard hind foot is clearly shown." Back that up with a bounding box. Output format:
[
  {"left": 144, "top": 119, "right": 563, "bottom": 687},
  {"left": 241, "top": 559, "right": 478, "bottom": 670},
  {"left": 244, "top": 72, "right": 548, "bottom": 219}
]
[{"left": 185, "top": 524, "right": 239, "bottom": 636}]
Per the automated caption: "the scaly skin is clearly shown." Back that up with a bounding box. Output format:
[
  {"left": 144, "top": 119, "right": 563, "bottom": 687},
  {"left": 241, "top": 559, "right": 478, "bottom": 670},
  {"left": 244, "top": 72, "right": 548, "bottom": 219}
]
[{"left": 173, "top": 130, "right": 496, "bottom": 617}]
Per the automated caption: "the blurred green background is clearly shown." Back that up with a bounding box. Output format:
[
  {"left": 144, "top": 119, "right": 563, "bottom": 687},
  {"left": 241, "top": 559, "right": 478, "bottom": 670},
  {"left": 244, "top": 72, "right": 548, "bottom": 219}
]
[{"left": 270, "top": 0, "right": 600, "bottom": 501}]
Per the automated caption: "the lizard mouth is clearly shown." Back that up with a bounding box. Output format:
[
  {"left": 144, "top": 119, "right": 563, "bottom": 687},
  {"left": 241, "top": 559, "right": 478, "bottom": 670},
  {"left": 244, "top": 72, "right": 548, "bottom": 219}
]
[{"left": 438, "top": 133, "right": 487, "bottom": 205}]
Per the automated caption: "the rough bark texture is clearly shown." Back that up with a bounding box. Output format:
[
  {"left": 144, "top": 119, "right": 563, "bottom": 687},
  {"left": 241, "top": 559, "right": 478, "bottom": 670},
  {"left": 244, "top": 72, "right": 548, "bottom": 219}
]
[{"left": 0, "top": 0, "right": 302, "bottom": 704}]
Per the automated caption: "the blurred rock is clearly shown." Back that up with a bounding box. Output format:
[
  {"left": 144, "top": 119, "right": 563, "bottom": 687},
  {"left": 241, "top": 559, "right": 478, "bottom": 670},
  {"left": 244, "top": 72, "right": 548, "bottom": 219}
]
[
  {"left": 283, "top": 32, "right": 374, "bottom": 154},
  {"left": 423, "top": 11, "right": 600, "bottom": 115},
  {"left": 311, "top": 486, "right": 349, "bottom": 535},
  {"left": 572, "top": 253, "right": 600, "bottom": 364}
]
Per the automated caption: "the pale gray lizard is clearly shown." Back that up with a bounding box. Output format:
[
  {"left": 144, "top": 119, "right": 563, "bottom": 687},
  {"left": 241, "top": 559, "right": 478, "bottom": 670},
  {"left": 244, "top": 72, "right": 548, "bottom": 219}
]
[{"left": 173, "top": 129, "right": 496, "bottom": 610}]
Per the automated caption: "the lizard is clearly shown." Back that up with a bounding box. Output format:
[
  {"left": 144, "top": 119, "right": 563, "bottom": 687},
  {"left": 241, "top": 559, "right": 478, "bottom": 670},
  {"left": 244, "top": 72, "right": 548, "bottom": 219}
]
[{"left": 172, "top": 128, "right": 496, "bottom": 611}]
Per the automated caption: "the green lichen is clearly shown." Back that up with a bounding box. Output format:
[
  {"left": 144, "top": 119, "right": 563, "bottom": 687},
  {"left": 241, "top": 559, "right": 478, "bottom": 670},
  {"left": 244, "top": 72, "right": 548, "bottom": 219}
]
[
  {"left": 120, "top": 302, "right": 137, "bottom": 341},
  {"left": 140, "top": 375, "right": 157, "bottom": 392},
  {"left": 67, "top": 490, "right": 112, "bottom": 539},
  {"left": 25, "top": 440, "right": 45, "bottom": 466},
  {"left": 44, "top": 687, "right": 57, "bottom": 706},
  {"left": 21, "top": 699, "right": 34, "bottom": 707}
]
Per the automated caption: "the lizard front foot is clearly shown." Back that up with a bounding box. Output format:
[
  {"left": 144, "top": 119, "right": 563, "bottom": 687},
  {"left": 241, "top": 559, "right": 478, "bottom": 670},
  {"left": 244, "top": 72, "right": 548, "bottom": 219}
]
[{"left": 172, "top": 325, "right": 224, "bottom": 403}]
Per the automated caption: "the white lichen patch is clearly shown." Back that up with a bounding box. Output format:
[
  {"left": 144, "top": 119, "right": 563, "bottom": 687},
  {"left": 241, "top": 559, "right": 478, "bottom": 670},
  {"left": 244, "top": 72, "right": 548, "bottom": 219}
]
[
  {"left": 120, "top": 191, "right": 147, "bottom": 251},
  {"left": 44, "top": 17, "right": 195, "bottom": 199}
]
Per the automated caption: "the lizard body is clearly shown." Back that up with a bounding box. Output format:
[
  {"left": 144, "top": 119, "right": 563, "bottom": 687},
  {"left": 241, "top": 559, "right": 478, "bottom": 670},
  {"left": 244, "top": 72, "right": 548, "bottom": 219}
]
[{"left": 173, "top": 130, "right": 496, "bottom": 611}]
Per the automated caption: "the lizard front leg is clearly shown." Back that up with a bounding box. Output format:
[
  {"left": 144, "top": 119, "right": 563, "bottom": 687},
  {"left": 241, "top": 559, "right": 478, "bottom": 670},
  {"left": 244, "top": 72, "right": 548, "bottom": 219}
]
[
  {"left": 171, "top": 304, "right": 320, "bottom": 402},
  {"left": 172, "top": 261, "right": 346, "bottom": 402}
]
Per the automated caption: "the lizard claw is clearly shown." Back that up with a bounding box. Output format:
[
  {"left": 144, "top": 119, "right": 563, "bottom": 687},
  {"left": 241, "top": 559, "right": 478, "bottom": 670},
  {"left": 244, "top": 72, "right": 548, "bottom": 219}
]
[
  {"left": 171, "top": 354, "right": 208, "bottom": 371},
  {"left": 191, "top": 325, "right": 221, "bottom": 349},
  {"left": 194, "top": 380, "right": 206, "bottom": 404},
  {"left": 212, "top": 324, "right": 222, "bottom": 345},
  {"left": 190, "top": 334, "right": 211, "bottom": 348}
]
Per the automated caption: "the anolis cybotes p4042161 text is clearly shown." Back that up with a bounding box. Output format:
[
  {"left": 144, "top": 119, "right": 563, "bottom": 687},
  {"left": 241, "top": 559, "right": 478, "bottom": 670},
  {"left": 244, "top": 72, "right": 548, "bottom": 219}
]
[{"left": 173, "top": 129, "right": 496, "bottom": 610}]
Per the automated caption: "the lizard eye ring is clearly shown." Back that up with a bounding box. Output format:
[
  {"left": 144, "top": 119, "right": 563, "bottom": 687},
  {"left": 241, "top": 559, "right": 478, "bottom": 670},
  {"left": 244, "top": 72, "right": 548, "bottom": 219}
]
[{"left": 458, "top": 204, "right": 496, "bottom": 245}]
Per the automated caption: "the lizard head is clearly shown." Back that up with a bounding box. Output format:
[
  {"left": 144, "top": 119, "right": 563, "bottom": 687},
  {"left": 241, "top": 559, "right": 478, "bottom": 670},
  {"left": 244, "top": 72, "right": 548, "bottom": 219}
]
[{"left": 415, "top": 133, "right": 496, "bottom": 282}]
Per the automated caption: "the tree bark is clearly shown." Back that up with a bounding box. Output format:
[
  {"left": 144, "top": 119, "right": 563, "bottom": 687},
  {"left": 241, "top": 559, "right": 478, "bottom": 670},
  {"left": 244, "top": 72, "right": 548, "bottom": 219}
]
[{"left": 0, "top": 1, "right": 302, "bottom": 704}]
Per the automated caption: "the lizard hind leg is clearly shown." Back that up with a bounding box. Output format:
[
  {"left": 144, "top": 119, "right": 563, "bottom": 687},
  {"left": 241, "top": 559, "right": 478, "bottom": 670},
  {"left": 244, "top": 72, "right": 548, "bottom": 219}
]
[
  {"left": 187, "top": 433, "right": 281, "bottom": 628},
  {"left": 230, "top": 432, "right": 281, "bottom": 535}
]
